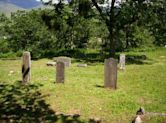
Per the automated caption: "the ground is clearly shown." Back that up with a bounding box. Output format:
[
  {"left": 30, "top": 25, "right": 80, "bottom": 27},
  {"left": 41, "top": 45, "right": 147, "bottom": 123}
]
[{"left": 0, "top": 48, "right": 166, "bottom": 123}]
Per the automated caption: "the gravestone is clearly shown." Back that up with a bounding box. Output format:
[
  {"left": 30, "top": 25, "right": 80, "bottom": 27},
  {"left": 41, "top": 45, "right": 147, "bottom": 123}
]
[
  {"left": 54, "top": 57, "right": 71, "bottom": 67},
  {"left": 104, "top": 58, "right": 117, "bottom": 89},
  {"left": 119, "top": 54, "right": 125, "bottom": 70},
  {"left": 22, "top": 52, "right": 31, "bottom": 84},
  {"left": 56, "top": 61, "right": 65, "bottom": 83},
  {"left": 46, "top": 61, "right": 56, "bottom": 66},
  {"left": 77, "top": 64, "right": 87, "bottom": 67}
]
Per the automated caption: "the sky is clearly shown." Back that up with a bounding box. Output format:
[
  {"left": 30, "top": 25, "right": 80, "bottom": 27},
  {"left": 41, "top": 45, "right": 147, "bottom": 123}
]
[
  {"left": 41, "top": 0, "right": 70, "bottom": 4},
  {"left": 0, "top": 0, "right": 123, "bottom": 9},
  {"left": 40, "top": 0, "right": 122, "bottom": 6},
  {"left": 0, "top": 0, "right": 42, "bottom": 8}
]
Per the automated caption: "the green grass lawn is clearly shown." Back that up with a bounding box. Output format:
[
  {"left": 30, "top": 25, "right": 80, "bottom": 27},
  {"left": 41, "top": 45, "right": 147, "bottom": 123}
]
[{"left": 0, "top": 48, "right": 166, "bottom": 123}]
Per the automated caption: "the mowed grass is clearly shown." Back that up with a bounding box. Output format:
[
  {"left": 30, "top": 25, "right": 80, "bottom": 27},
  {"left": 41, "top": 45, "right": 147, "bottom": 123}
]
[{"left": 0, "top": 48, "right": 166, "bottom": 123}]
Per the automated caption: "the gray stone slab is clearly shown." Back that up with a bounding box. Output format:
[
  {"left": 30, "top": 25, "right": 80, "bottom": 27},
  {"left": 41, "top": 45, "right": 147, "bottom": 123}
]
[
  {"left": 56, "top": 61, "right": 65, "bottom": 83},
  {"left": 104, "top": 58, "right": 117, "bottom": 89}
]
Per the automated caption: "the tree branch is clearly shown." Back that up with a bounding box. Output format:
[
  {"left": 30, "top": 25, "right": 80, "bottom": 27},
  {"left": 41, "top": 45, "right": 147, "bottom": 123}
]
[{"left": 91, "top": 0, "right": 109, "bottom": 27}]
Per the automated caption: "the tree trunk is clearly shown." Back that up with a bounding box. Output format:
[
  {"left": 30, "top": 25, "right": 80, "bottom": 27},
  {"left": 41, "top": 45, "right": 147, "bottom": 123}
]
[
  {"left": 109, "top": 0, "right": 116, "bottom": 58},
  {"left": 109, "top": 32, "right": 116, "bottom": 58},
  {"left": 109, "top": 16, "right": 116, "bottom": 57},
  {"left": 91, "top": 0, "right": 116, "bottom": 58},
  {"left": 125, "top": 25, "right": 130, "bottom": 49}
]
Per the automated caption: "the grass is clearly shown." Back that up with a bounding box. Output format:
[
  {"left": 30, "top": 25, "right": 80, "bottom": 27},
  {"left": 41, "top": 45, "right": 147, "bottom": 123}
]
[{"left": 0, "top": 48, "right": 166, "bottom": 123}]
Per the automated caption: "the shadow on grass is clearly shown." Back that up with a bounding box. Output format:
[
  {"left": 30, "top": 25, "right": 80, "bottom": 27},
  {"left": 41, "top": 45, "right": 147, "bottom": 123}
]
[
  {"left": 49, "top": 49, "right": 154, "bottom": 65},
  {"left": 125, "top": 54, "right": 155, "bottom": 65},
  {"left": 72, "top": 52, "right": 154, "bottom": 65},
  {"left": 95, "top": 85, "right": 104, "bottom": 88},
  {"left": 0, "top": 81, "right": 84, "bottom": 123},
  {"left": 3, "top": 49, "right": 154, "bottom": 65},
  {"left": 46, "top": 49, "right": 107, "bottom": 64}
]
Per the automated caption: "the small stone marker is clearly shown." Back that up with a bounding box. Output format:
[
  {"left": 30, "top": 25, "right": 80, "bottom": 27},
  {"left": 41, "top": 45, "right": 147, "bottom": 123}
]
[
  {"left": 46, "top": 61, "right": 56, "bottom": 66},
  {"left": 55, "top": 56, "right": 71, "bottom": 67},
  {"left": 56, "top": 61, "right": 65, "bottom": 83},
  {"left": 22, "top": 52, "right": 31, "bottom": 84},
  {"left": 89, "top": 117, "right": 101, "bottom": 123},
  {"left": 77, "top": 64, "right": 87, "bottom": 67},
  {"left": 104, "top": 58, "right": 117, "bottom": 89},
  {"left": 119, "top": 54, "right": 125, "bottom": 70}
]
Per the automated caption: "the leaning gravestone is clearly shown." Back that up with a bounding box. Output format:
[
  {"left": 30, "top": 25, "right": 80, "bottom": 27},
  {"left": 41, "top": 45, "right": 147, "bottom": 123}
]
[
  {"left": 22, "top": 52, "right": 31, "bottom": 84},
  {"left": 119, "top": 54, "right": 125, "bottom": 70},
  {"left": 56, "top": 61, "right": 65, "bottom": 83},
  {"left": 104, "top": 58, "right": 117, "bottom": 89},
  {"left": 54, "top": 56, "right": 71, "bottom": 67}
]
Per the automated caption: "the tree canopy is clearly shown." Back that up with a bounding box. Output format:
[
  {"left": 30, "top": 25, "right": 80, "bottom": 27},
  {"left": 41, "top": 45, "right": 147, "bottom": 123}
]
[{"left": 0, "top": 0, "right": 165, "bottom": 58}]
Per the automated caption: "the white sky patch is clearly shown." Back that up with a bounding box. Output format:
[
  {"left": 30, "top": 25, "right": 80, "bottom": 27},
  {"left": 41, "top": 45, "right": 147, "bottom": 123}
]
[
  {"left": 98, "top": 0, "right": 122, "bottom": 8},
  {"left": 36, "top": 0, "right": 41, "bottom": 2},
  {"left": 42, "top": 0, "right": 50, "bottom": 3},
  {"left": 41, "top": 0, "right": 70, "bottom": 4},
  {"left": 62, "top": 0, "right": 69, "bottom": 4},
  {"left": 40, "top": 0, "right": 122, "bottom": 6},
  {"left": 51, "top": 0, "right": 59, "bottom": 4}
]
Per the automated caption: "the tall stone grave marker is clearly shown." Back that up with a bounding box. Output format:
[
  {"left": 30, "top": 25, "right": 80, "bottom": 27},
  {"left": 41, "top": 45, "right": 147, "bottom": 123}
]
[
  {"left": 104, "top": 58, "right": 117, "bottom": 89},
  {"left": 119, "top": 54, "right": 125, "bottom": 70},
  {"left": 56, "top": 61, "right": 65, "bottom": 83},
  {"left": 22, "top": 52, "right": 31, "bottom": 84}
]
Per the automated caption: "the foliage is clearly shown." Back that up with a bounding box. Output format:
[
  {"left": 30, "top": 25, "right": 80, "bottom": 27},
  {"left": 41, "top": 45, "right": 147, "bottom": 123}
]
[
  {"left": 0, "top": 0, "right": 165, "bottom": 58},
  {"left": 148, "top": 0, "right": 166, "bottom": 46},
  {"left": 7, "top": 10, "right": 57, "bottom": 58},
  {"left": 41, "top": 4, "right": 92, "bottom": 49},
  {"left": 132, "top": 26, "right": 154, "bottom": 48},
  {"left": 0, "top": 14, "right": 11, "bottom": 53}
]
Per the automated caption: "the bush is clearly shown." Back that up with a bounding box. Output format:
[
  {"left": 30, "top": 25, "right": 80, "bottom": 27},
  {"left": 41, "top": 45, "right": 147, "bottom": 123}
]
[{"left": 0, "top": 52, "right": 17, "bottom": 58}]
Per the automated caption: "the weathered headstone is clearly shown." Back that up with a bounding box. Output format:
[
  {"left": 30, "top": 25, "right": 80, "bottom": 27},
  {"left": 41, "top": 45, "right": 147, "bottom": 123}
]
[
  {"left": 22, "top": 52, "right": 31, "bottom": 84},
  {"left": 119, "top": 54, "right": 125, "bottom": 70},
  {"left": 54, "top": 57, "right": 71, "bottom": 67},
  {"left": 56, "top": 61, "right": 65, "bottom": 83},
  {"left": 104, "top": 58, "right": 117, "bottom": 89}
]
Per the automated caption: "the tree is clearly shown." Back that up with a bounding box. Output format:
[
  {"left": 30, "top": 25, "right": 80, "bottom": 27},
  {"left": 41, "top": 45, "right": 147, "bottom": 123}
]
[
  {"left": 42, "top": 0, "right": 159, "bottom": 57},
  {"left": 7, "top": 10, "right": 57, "bottom": 58},
  {"left": 41, "top": 1, "right": 92, "bottom": 49},
  {"left": 0, "top": 14, "right": 11, "bottom": 53},
  {"left": 147, "top": 0, "right": 166, "bottom": 46}
]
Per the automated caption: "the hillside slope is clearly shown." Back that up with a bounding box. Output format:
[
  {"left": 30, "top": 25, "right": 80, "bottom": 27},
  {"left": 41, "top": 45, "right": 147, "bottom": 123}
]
[
  {"left": 0, "top": 0, "right": 41, "bottom": 9},
  {"left": 0, "top": 1, "right": 26, "bottom": 16}
]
